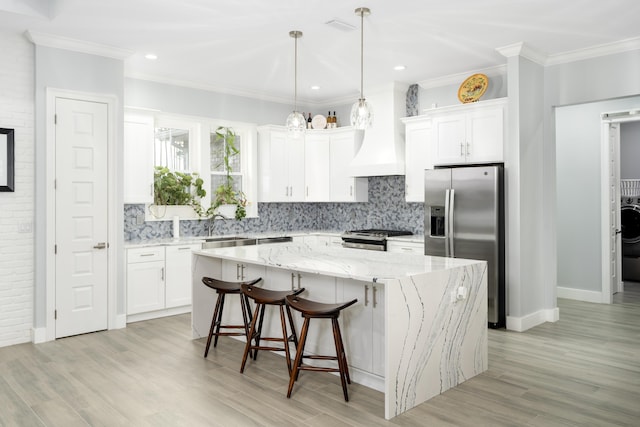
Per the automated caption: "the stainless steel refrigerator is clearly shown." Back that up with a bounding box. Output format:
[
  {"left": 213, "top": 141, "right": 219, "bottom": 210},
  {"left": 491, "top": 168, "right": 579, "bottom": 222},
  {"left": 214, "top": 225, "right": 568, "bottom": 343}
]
[{"left": 424, "top": 164, "right": 505, "bottom": 328}]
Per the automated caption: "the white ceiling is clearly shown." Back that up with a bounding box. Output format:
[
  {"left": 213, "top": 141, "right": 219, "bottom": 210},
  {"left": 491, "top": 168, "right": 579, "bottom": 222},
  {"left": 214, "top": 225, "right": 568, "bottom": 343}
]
[{"left": 2, "top": 0, "right": 640, "bottom": 105}]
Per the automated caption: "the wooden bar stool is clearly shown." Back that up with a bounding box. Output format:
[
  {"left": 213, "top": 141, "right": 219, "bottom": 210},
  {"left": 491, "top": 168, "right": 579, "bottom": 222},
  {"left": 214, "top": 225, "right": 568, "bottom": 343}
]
[
  {"left": 285, "top": 294, "right": 357, "bottom": 401},
  {"left": 201, "top": 276, "right": 261, "bottom": 358},
  {"left": 239, "top": 283, "right": 305, "bottom": 375}
]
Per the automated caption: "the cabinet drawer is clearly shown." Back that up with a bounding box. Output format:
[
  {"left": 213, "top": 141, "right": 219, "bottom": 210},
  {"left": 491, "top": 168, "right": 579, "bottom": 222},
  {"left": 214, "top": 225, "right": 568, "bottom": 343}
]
[
  {"left": 387, "top": 241, "right": 424, "bottom": 254},
  {"left": 127, "top": 247, "right": 165, "bottom": 263}
]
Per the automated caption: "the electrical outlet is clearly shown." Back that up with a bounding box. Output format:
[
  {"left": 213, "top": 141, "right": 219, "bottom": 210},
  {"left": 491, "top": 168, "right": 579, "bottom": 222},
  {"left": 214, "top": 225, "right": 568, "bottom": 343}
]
[
  {"left": 17, "top": 221, "right": 33, "bottom": 233},
  {"left": 136, "top": 213, "right": 145, "bottom": 225}
]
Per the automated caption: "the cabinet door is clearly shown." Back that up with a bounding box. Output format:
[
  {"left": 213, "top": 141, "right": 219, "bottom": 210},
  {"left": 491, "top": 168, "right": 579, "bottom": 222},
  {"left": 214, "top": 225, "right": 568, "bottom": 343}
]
[
  {"left": 433, "top": 113, "right": 466, "bottom": 165},
  {"left": 127, "top": 260, "right": 165, "bottom": 315},
  {"left": 338, "top": 279, "right": 372, "bottom": 372},
  {"left": 287, "top": 136, "right": 306, "bottom": 201},
  {"left": 296, "top": 273, "right": 336, "bottom": 357},
  {"left": 371, "top": 282, "right": 385, "bottom": 377},
  {"left": 466, "top": 107, "right": 504, "bottom": 163},
  {"left": 267, "top": 132, "right": 290, "bottom": 202},
  {"left": 304, "top": 134, "right": 330, "bottom": 201},
  {"left": 404, "top": 121, "right": 433, "bottom": 202},
  {"left": 124, "top": 114, "right": 154, "bottom": 203},
  {"left": 329, "top": 130, "right": 368, "bottom": 202},
  {"left": 165, "top": 244, "right": 199, "bottom": 308}
]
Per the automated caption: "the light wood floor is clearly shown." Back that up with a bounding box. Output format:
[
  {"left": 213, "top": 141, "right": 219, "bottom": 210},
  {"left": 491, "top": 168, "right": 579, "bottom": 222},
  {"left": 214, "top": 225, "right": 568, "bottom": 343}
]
[{"left": 1, "top": 284, "right": 639, "bottom": 426}]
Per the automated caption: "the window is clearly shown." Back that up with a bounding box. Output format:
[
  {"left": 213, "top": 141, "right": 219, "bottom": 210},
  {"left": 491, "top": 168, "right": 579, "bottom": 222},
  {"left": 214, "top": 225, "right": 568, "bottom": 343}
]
[
  {"left": 210, "top": 130, "right": 242, "bottom": 196},
  {"left": 154, "top": 127, "right": 190, "bottom": 172}
]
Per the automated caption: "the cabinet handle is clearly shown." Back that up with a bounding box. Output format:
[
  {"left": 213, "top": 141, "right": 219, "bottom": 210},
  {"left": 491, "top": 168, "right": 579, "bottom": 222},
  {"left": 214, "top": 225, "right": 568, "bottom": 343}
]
[
  {"left": 291, "top": 272, "right": 295, "bottom": 291},
  {"left": 177, "top": 247, "right": 190, "bottom": 251},
  {"left": 161, "top": 267, "right": 164, "bottom": 281},
  {"left": 460, "top": 142, "right": 464, "bottom": 156},
  {"left": 350, "top": 185, "right": 353, "bottom": 196},
  {"left": 372, "top": 284, "right": 377, "bottom": 308},
  {"left": 306, "top": 186, "right": 309, "bottom": 197},
  {"left": 140, "top": 253, "right": 155, "bottom": 257},
  {"left": 236, "top": 264, "right": 241, "bottom": 280},
  {"left": 297, "top": 273, "right": 302, "bottom": 290},
  {"left": 364, "top": 284, "right": 369, "bottom": 307},
  {"left": 466, "top": 142, "right": 470, "bottom": 156},
  {"left": 150, "top": 183, "right": 153, "bottom": 197},
  {"left": 241, "top": 264, "right": 246, "bottom": 280}
]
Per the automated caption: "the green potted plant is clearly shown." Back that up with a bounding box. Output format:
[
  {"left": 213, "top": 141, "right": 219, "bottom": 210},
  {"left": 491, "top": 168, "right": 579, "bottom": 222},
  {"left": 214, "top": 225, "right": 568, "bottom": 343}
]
[
  {"left": 211, "top": 126, "right": 247, "bottom": 220},
  {"left": 150, "top": 166, "right": 207, "bottom": 218}
]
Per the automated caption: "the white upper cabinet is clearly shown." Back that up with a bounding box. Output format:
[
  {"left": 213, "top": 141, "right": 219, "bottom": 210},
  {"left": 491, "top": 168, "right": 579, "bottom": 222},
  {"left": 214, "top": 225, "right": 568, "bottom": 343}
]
[
  {"left": 257, "top": 126, "right": 305, "bottom": 202},
  {"left": 330, "top": 129, "right": 368, "bottom": 202},
  {"left": 124, "top": 113, "right": 154, "bottom": 203},
  {"left": 258, "top": 126, "right": 367, "bottom": 203},
  {"left": 304, "top": 133, "right": 331, "bottom": 201},
  {"left": 402, "top": 116, "right": 433, "bottom": 202},
  {"left": 431, "top": 98, "right": 506, "bottom": 165}
]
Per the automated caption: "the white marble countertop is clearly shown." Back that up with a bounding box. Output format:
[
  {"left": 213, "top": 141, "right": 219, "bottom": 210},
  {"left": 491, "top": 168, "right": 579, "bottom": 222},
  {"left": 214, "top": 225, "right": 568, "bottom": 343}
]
[{"left": 193, "top": 242, "right": 481, "bottom": 282}]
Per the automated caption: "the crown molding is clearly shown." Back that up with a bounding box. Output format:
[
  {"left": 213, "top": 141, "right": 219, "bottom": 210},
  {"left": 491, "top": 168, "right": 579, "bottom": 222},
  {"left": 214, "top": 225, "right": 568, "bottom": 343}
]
[
  {"left": 417, "top": 64, "right": 507, "bottom": 89},
  {"left": 546, "top": 36, "right": 640, "bottom": 66},
  {"left": 25, "top": 30, "right": 133, "bottom": 60},
  {"left": 496, "top": 42, "right": 547, "bottom": 65}
]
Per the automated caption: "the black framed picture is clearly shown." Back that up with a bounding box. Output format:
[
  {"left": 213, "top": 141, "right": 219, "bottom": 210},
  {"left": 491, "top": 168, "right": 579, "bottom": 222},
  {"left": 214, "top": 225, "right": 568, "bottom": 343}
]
[{"left": 0, "top": 128, "right": 15, "bottom": 192}]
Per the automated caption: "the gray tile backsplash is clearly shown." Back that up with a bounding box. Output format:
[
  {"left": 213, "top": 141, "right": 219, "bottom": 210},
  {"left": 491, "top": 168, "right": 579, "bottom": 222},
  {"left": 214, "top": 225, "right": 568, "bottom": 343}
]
[{"left": 124, "top": 176, "right": 424, "bottom": 241}]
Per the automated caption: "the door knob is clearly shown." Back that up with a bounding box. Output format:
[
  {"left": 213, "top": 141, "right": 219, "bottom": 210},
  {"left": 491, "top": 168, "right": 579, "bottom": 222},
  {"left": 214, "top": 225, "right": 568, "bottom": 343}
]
[{"left": 93, "top": 242, "right": 107, "bottom": 249}]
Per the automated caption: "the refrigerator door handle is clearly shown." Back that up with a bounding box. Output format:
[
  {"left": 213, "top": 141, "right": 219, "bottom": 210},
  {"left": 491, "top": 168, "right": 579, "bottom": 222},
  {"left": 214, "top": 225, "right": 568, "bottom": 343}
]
[
  {"left": 444, "top": 189, "right": 451, "bottom": 257},
  {"left": 448, "top": 188, "right": 455, "bottom": 258}
]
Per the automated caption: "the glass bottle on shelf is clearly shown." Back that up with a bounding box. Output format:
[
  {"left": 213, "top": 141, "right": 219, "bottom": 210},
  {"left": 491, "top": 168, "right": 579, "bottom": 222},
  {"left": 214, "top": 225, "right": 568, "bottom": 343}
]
[{"left": 307, "top": 112, "right": 312, "bottom": 129}]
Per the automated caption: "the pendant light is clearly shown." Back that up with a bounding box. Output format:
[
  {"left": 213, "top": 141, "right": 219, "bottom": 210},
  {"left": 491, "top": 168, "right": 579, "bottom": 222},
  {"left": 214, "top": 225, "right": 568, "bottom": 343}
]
[
  {"left": 285, "top": 30, "right": 306, "bottom": 138},
  {"left": 350, "top": 7, "right": 373, "bottom": 130}
]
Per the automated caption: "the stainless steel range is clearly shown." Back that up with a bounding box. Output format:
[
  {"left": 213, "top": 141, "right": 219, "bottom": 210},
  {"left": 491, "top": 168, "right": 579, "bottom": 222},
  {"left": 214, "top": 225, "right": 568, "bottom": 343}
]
[{"left": 341, "top": 229, "right": 413, "bottom": 251}]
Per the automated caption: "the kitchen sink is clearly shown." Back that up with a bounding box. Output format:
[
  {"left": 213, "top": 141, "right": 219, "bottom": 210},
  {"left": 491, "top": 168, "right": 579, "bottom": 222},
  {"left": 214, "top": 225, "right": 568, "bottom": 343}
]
[
  {"left": 201, "top": 236, "right": 256, "bottom": 249},
  {"left": 201, "top": 235, "right": 293, "bottom": 249}
]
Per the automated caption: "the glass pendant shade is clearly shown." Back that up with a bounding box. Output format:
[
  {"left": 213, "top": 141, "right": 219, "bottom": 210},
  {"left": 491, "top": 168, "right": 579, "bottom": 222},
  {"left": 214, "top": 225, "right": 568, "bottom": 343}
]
[
  {"left": 286, "top": 110, "right": 306, "bottom": 138},
  {"left": 350, "top": 98, "right": 373, "bottom": 130}
]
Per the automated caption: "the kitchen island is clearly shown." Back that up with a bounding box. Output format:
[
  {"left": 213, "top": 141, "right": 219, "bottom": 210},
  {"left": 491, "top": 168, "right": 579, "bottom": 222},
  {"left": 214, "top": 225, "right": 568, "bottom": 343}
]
[{"left": 191, "top": 242, "right": 487, "bottom": 419}]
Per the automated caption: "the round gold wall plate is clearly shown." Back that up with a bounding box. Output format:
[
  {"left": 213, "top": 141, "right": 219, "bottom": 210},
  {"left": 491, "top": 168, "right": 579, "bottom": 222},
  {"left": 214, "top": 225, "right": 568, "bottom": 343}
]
[{"left": 458, "top": 73, "right": 489, "bottom": 103}]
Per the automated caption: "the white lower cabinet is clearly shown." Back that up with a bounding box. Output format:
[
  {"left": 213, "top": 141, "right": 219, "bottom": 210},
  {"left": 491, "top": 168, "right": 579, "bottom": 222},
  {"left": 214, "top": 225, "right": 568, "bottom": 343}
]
[
  {"left": 127, "top": 247, "right": 165, "bottom": 315},
  {"left": 127, "top": 244, "right": 199, "bottom": 319},
  {"left": 339, "top": 278, "right": 385, "bottom": 376},
  {"left": 387, "top": 240, "right": 424, "bottom": 255},
  {"left": 219, "top": 260, "right": 266, "bottom": 328}
]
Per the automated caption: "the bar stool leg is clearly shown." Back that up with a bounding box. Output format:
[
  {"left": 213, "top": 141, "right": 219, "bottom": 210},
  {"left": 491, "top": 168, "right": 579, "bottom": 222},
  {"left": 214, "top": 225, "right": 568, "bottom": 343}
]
[
  {"left": 279, "top": 305, "right": 293, "bottom": 374},
  {"left": 334, "top": 318, "right": 351, "bottom": 384},
  {"left": 287, "top": 317, "right": 310, "bottom": 398},
  {"left": 213, "top": 294, "right": 227, "bottom": 348},
  {"left": 332, "top": 318, "right": 349, "bottom": 401},
  {"left": 285, "top": 305, "right": 299, "bottom": 347},
  {"left": 240, "top": 302, "right": 262, "bottom": 373},
  {"left": 204, "top": 293, "right": 223, "bottom": 358},
  {"left": 253, "top": 304, "right": 267, "bottom": 361}
]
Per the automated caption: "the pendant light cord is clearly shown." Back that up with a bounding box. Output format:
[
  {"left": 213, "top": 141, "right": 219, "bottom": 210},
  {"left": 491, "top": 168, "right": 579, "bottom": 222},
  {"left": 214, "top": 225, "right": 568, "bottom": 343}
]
[
  {"left": 359, "top": 9, "right": 364, "bottom": 100},
  {"left": 294, "top": 32, "right": 298, "bottom": 111}
]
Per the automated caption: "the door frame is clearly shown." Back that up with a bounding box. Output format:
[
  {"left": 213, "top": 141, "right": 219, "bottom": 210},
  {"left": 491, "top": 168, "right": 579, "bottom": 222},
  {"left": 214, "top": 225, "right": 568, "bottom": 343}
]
[
  {"left": 601, "top": 110, "right": 640, "bottom": 303},
  {"left": 45, "top": 88, "right": 119, "bottom": 341}
]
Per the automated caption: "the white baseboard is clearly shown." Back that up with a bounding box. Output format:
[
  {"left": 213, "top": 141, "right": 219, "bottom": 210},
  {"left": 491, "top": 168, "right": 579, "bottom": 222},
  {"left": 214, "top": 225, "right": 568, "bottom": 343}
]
[
  {"left": 31, "top": 327, "right": 48, "bottom": 344},
  {"left": 114, "top": 314, "right": 127, "bottom": 329},
  {"left": 557, "top": 286, "right": 603, "bottom": 303},
  {"left": 506, "top": 307, "right": 559, "bottom": 332},
  {"left": 127, "top": 306, "right": 191, "bottom": 324}
]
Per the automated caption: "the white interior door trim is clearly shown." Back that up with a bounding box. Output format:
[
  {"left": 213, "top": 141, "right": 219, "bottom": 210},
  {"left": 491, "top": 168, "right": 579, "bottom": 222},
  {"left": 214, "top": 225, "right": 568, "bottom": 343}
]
[{"left": 45, "top": 88, "right": 119, "bottom": 342}]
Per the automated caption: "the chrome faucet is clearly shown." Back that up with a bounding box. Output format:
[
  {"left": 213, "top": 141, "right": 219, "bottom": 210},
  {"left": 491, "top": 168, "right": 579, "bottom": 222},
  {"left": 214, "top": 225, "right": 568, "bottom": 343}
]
[{"left": 208, "top": 214, "right": 227, "bottom": 236}]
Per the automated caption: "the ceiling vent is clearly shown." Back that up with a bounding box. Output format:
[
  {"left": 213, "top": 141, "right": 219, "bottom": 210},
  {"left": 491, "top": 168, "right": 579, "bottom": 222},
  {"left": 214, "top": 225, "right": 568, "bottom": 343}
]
[{"left": 325, "top": 19, "right": 356, "bottom": 32}]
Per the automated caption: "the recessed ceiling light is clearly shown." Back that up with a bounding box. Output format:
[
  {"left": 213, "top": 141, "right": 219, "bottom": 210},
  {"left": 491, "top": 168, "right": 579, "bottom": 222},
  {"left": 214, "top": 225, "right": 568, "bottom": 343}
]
[
  {"left": 394, "top": 65, "right": 406, "bottom": 71},
  {"left": 311, "top": 85, "right": 320, "bottom": 90},
  {"left": 145, "top": 53, "right": 158, "bottom": 60}
]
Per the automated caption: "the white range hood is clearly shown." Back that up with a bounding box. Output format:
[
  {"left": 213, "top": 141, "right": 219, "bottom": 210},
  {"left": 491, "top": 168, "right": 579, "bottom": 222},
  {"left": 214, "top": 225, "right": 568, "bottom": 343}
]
[{"left": 349, "top": 82, "right": 408, "bottom": 177}]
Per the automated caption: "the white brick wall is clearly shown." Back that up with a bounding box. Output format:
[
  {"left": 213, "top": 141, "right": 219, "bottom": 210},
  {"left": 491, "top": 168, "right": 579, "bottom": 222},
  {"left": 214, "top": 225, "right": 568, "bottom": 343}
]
[{"left": 0, "top": 32, "right": 35, "bottom": 347}]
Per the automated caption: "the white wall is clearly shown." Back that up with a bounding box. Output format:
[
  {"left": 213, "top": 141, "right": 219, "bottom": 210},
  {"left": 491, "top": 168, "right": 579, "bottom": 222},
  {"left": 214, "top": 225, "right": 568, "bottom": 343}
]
[
  {"left": 0, "top": 32, "right": 35, "bottom": 347},
  {"left": 33, "top": 45, "right": 125, "bottom": 327}
]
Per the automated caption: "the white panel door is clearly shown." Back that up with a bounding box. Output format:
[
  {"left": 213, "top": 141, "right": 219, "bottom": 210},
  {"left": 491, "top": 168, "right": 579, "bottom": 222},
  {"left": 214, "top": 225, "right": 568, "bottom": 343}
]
[
  {"left": 165, "top": 244, "right": 199, "bottom": 308},
  {"left": 55, "top": 98, "right": 109, "bottom": 338},
  {"left": 466, "top": 107, "right": 504, "bottom": 163},
  {"left": 404, "top": 121, "right": 433, "bottom": 202},
  {"left": 330, "top": 131, "right": 358, "bottom": 201},
  {"left": 123, "top": 114, "right": 154, "bottom": 203}
]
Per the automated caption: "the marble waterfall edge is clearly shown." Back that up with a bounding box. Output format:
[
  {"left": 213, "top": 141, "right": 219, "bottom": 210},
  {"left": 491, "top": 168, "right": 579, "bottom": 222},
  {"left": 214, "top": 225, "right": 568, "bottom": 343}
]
[{"left": 384, "top": 262, "right": 488, "bottom": 418}]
